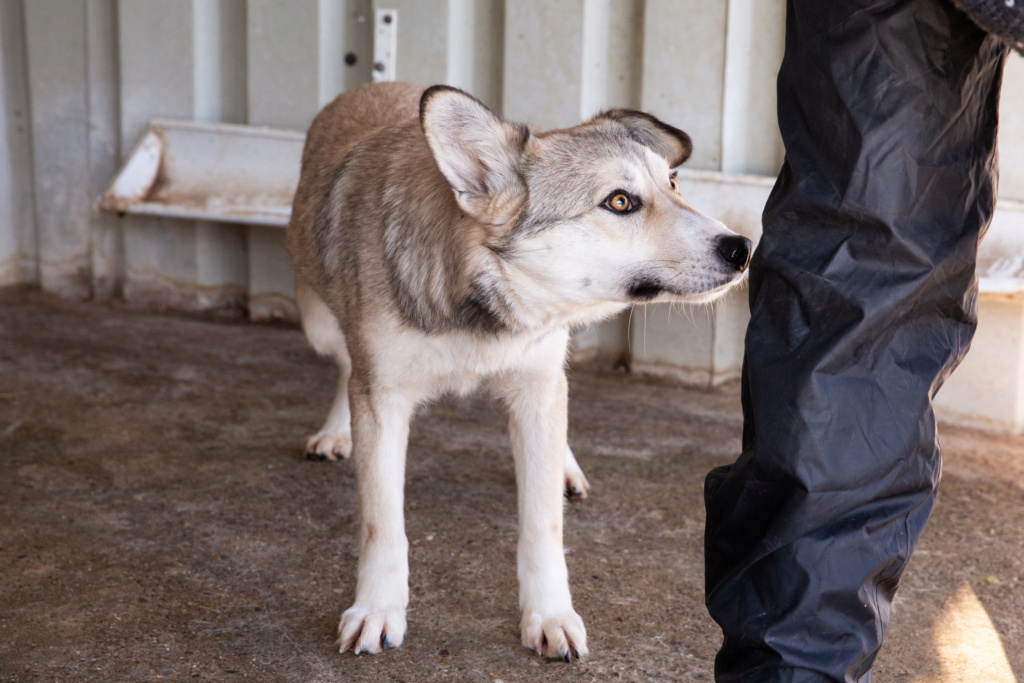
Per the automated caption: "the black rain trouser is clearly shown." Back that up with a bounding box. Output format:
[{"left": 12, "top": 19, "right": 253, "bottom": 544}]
[{"left": 703, "top": 1, "right": 1008, "bottom": 681}]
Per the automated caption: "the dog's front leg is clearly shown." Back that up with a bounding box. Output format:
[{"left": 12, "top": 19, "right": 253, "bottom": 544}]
[
  {"left": 337, "top": 376, "right": 413, "bottom": 655},
  {"left": 502, "top": 364, "right": 588, "bottom": 661}
]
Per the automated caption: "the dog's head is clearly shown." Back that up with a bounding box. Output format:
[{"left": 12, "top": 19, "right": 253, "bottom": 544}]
[{"left": 420, "top": 86, "right": 751, "bottom": 318}]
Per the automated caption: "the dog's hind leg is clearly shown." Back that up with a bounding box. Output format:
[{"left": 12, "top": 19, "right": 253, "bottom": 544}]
[
  {"left": 296, "top": 281, "right": 353, "bottom": 461},
  {"left": 564, "top": 445, "right": 589, "bottom": 499}
]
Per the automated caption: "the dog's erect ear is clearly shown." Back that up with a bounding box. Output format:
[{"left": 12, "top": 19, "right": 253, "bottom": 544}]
[
  {"left": 420, "top": 86, "right": 528, "bottom": 226},
  {"left": 595, "top": 109, "right": 692, "bottom": 167}
]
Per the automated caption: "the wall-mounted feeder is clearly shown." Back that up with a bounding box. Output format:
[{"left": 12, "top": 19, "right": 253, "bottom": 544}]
[{"left": 99, "top": 118, "right": 305, "bottom": 228}]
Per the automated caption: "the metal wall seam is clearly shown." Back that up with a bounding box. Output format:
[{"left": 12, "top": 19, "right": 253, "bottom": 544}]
[
  {"left": 86, "top": 0, "right": 123, "bottom": 300},
  {"left": 0, "top": 0, "right": 37, "bottom": 287}
]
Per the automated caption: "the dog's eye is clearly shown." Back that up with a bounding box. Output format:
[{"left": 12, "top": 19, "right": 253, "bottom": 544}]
[
  {"left": 669, "top": 176, "right": 679, "bottom": 192},
  {"left": 603, "top": 192, "right": 634, "bottom": 213}
]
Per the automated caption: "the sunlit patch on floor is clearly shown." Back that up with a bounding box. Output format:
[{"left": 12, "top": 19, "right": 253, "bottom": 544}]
[{"left": 921, "top": 581, "right": 1017, "bottom": 683}]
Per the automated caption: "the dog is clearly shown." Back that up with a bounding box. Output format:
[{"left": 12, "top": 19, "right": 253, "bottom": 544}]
[{"left": 286, "top": 81, "right": 751, "bottom": 661}]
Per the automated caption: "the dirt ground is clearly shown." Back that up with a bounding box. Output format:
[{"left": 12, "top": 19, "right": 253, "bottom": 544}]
[{"left": 1, "top": 287, "right": 1022, "bottom": 683}]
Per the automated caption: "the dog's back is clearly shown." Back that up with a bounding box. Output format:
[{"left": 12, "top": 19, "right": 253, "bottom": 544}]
[
  {"left": 287, "top": 82, "right": 424, "bottom": 289},
  {"left": 303, "top": 81, "right": 423, "bottom": 171}
]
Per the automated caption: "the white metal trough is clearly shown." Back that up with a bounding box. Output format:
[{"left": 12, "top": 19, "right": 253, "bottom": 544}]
[
  {"left": 672, "top": 171, "right": 1024, "bottom": 304},
  {"left": 100, "top": 119, "right": 1024, "bottom": 430},
  {"left": 98, "top": 120, "right": 1024, "bottom": 303},
  {"left": 978, "top": 198, "right": 1024, "bottom": 303},
  {"left": 99, "top": 119, "right": 304, "bottom": 227}
]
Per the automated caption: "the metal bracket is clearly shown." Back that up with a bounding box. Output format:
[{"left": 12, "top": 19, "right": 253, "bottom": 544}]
[{"left": 373, "top": 9, "right": 398, "bottom": 82}]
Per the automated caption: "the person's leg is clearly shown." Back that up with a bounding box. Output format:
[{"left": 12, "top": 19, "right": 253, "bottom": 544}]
[{"left": 703, "top": 1, "right": 1008, "bottom": 681}]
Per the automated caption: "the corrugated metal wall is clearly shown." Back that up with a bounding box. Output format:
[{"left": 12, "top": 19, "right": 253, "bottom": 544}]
[{"left": 2, "top": 0, "right": 1024, "bottom": 384}]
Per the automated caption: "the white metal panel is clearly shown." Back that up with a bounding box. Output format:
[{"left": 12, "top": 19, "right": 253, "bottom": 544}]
[
  {"left": 641, "top": 0, "right": 727, "bottom": 171},
  {"left": 190, "top": 0, "right": 249, "bottom": 305},
  {"left": 247, "top": 0, "right": 321, "bottom": 128},
  {"left": 978, "top": 199, "right": 1024, "bottom": 298},
  {"left": 246, "top": 0, "right": 373, "bottom": 123},
  {"left": 321, "top": 0, "right": 374, "bottom": 99},
  {"left": 998, "top": 53, "right": 1024, "bottom": 200},
  {"left": 86, "top": 0, "right": 123, "bottom": 300},
  {"left": 503, "top": 0, "right": 586, "bottom": 129},
  {"left": 246, "top": 0, "right": 318, "bottom": 321},
  {"left": 193, "top": 0, "right": 248, "bottom": 125},
  {"left": 710, "top": 285, "right": 750, "bottom": 384},
  {"left": 935, "top": 300, "right": 1024, "bottom": 433},
  {"left": 377, "top": 1, "right": 448, "bottom": 85},
  {"left": 117, "top": 0, "right": 249, "bottom": 313},
  {"left": 721, "top": 0, "right": 785, "bottom": 176},
  {"left": 0, "top": 0, "right": 36, "bottom": 287},
  {"left": 118, "top": 2, "right": 195, "bottom": 152},
  {"left": 246, "top": 0, "right": 373, "bottom": 320},
  {"left": 601, "top": 0, "right": 644, "bottom": 110},
  {"left": 580, "top": 0, "right": 644, "bottom": 118},
  {"left": 629, "top": 301, "right": 718, "bottom": 385},
  {"left": 118, "top": 0, "right": 240, "bottom": 311},
  {"left": 447, "top": 0, "right": 505, "bottom": 111},
  {"left": 24, "top": 0, "right": 92, "bottom": 298}
]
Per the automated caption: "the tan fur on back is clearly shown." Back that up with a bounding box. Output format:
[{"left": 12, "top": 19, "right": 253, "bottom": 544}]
[{"left": 287, "top": 81, "right": 424, "bottom": 296}]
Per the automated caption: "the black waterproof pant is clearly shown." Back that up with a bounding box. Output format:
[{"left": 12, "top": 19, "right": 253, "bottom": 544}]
[{"left": 703, "top": 2, "right": 1008, "bottom": 682}]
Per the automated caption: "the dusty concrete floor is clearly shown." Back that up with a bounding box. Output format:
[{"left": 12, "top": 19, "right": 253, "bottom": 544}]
[{"left": 1, "top": 288, "right": 1022, "bottom": 683}]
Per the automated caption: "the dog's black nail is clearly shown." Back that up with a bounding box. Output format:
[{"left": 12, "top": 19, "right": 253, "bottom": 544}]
[
  {"left": 318, "top": 453, "right": 328, "bottom": 461},
  {"left": 306, "top": 451, "right": 317, "bottom": 460},
  {"left": 381, "top": 634, "right": 389, "bottom": 649},
  {"left": 564, "top": 652, "right": 572, "bottom": 663},
  {"left": 573, "top": 649, "right": 580, "bottom": 659}
]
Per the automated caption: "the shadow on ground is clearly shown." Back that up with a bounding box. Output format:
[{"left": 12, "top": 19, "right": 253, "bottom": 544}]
[{"left": 1, "top": 289, "right": 1022, "bottom": 682}]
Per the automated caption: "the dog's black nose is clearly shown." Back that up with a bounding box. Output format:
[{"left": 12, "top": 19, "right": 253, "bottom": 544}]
[{"left": 716, "top": 235, "right": 752, "bottom": 272}]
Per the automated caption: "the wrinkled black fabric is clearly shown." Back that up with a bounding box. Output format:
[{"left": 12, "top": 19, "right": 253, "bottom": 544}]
[{"left": 703, "top": 1, "right": 1008, "bottom": 682}]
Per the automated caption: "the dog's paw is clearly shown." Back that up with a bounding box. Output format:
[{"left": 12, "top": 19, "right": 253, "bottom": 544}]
[
  {"left": 564, "top": 460, "right": 589, "bottom": 500},
  {"left": 520, "top": 610, "right": 588, "bottom": 661},
  {"left": 305, "top": 432, "right": 352, "bottom": 461},
  {"left": 337, "top": 605, "right": 407, "bottom": 655}
]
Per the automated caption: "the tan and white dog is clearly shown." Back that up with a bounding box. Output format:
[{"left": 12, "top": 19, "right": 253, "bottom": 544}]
[{"left": 286, "top": 82, "right": 750, "bottom": 661}]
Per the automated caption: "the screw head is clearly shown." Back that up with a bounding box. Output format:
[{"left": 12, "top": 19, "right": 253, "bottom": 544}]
[
  {"left": 383, "top": 14, "right": 392, "bottom": 23},
  {"left": 344, "top": 52, "right": 357, "bottom": 66},
  {"left": 374, "top": 61, "right": 386, "bottom": 73}
]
